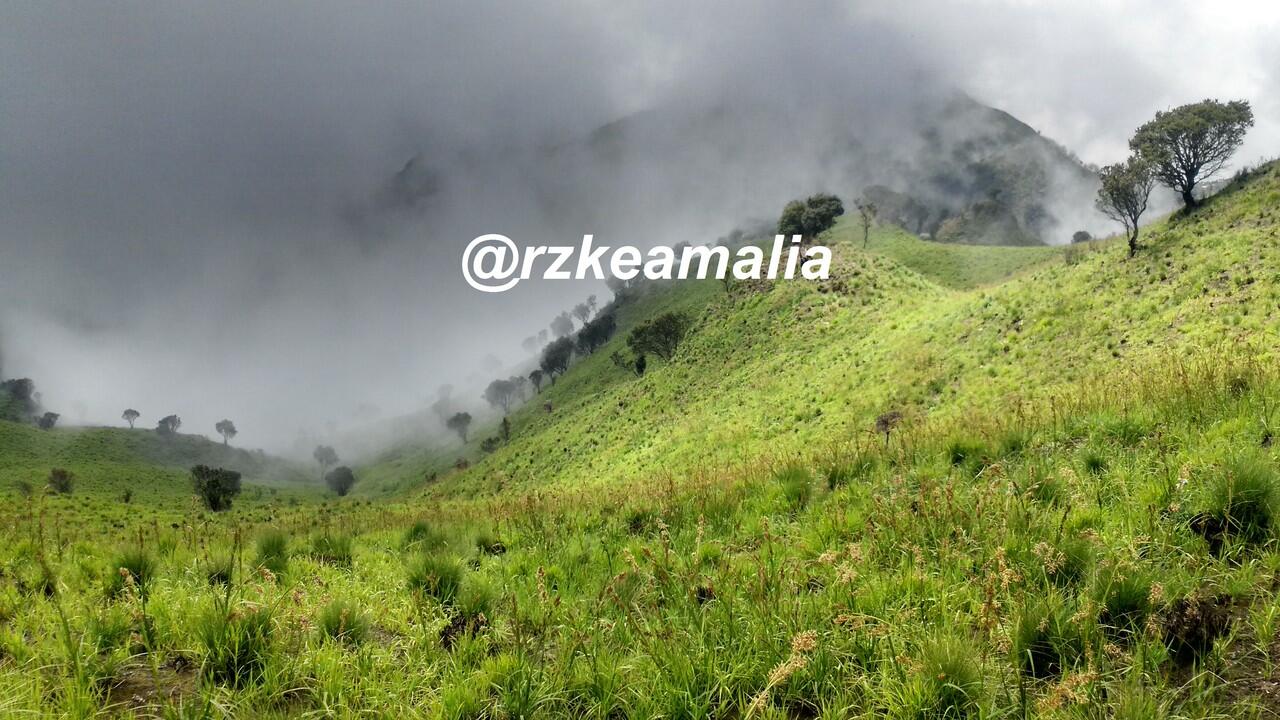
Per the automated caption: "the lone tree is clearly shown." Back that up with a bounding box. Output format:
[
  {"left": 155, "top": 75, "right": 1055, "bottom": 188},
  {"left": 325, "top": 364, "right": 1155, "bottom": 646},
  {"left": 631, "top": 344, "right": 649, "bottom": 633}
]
[
  {"left": 156, "top": 414, "right": 181, "bottom": 437},
  {"left": 48, "top": 468, "right": 74, "bottom": 495},
  {"left": 540, "top": 336, "right": 574, "bottom": 384},
  {"left": 1129, "top": 99, "right": 1254, "bottom": 209},
  {"left": 575, "top": 313, "right": 617, "bottom": 356},
  {"left": 325, "top": 466, "right": 357, "bottom": 497},
  {"left": 855, "top": 199, "right": 877, "bottom": 248},
  {"left": 550, "top": 312, "right": 575, "bottom": 338},
  {"left": 446, "top": 411, "right": 472, "bottom": 443},
  {"left": 215, "top": 419, "right": 237, "bottom": 446},
  {"left": 627, "top": 311, "right": 691, "bottom": 362},
  {"left": 191, "top": 465, "right": 242, "bottom": 512},
  {"left": 37, "top": 412, "right": 59, "bottom": 430},
  {"left": 313, "top": 445, "right": 339, "bottom": 481},
  {"left": 122, "top": 409, "right": 140, "bottom": 429},
  {"left": 778, "top": 193, "right": 845, "bottom": 243},
  {"left": 483, "top": 378, "right": 518, "bottom": 414},
  {"left": 528, "top": 369, "right": 545, "bottom": 394},
  {"left": 572, "top": 302, "right": 592, "bottom": 325},
  {"left": 0, "top": 378, "right": 38, "bottom": 422},
  {"left": 1096, "top": 157, "right": 1156, "bottom": 258}
]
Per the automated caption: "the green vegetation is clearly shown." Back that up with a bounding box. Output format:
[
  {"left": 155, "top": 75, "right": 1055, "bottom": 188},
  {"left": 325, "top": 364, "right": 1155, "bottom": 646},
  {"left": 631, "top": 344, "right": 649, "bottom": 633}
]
[{"left": 2, "top": 161, "right": 1280, "bottom": 716}]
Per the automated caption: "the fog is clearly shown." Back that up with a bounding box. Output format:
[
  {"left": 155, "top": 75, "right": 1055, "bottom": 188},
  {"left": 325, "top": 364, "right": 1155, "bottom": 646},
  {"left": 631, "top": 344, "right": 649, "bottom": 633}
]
[{"left": 2, "top": 1, "right": 1276, "bottom": 455}]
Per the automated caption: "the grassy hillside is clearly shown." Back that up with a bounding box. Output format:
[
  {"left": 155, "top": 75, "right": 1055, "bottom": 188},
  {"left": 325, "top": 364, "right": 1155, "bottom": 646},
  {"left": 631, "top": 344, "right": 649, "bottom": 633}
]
[
  {"left": 2, "top": 162, "right": 1280, "bottom": 718},
  {"left": 387, "top": 161, "right": 1278, "bottom": 502},
  {"left": 0, "top": 421, "right": 316, "bottom": 529}
]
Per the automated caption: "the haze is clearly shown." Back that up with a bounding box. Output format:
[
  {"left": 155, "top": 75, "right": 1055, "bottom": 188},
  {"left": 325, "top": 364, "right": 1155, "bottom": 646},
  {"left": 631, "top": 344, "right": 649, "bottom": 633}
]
[{"left": 2, "top": 0, "right": 1276, "bottom": 455}]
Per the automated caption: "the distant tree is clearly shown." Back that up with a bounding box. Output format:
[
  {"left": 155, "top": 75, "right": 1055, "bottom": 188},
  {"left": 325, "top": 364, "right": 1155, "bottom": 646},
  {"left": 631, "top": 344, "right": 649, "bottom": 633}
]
[
  {"left": 37, "top": 412, "right": 59, "bottom": 430},
  {"left": 215, "top": 419, "right": 238, "bottom": 446},
  {"left": 605, "top": 275, "right": 630, "bottom": 301},
  {"left": 779, "top": 193, "right": 845, "bottom": 243},
  {"left": 313, "top": 445, "right": 339, "bottom": 481},
  {"left": 572, "top": 302, "right": 592, "bottom": 325},
  {"left": 430, "top": 392, "right": 454, "bottom": 427},
  {"left": 627, "top": 312, "right": 691, "bottom": 362},
  {"left": 480, "top": 436, "right": 501, "bottom": 453},
  {"left": 575, "top": 312, "right": 617, "bottom": 355},
  {"left": 446, "top": 412, "right": 472, "bottom": 443},
  {"left": 550, "top": 311, "right": 575, "bottom": 338},
  {"left": 529, "top": 369, "right": 545, "bottom": 394},
  {"left": 586, "top": 295, "right": 598, "bottom": 314},
  {"left": 122, "top": 408, "right": 140, "bottom": 429},
  {"left": 191, "top": 465, "right": 242, "bottom": 512},
  {"left": 855, "top": 199, "right": 878, "bottom": 248},
  {"left": 483, "top": 378, "right": 518, "bottom": 413},
  {"left": 540, "top": 336, "right": 574, "bottom": 384},
  {"left": 500, "top": 416, "right": 511, "bottom": 443},
  {"left": 510, "top": 375, "right": 529, "bottom": 401},
  {"left": 610, "top": 350, "right": 646, "bottom": 376},
  {"left": 1096, "top": 157, "right": 1157, "bottom": 258},
  {"left": 48, "top": 468, "right": 74, "bottom": 495},
  {"left": 0, "top": 378, "right": 38, "bottom": 422},
  {"left": 777, "top": 200, "right": 805, "bottom": 238},
  {"left": 1071, "top": 230, "right": 1093, "bottom": 244},
  {"left": 521, "top": 335, "right": 540, "bottom": 354},
  {"left": 874, "top": 410, "right": 903, "bottom": 448},
  {"left": 1129, "top": 99, "right": 1254, "bottom": 209},
  {"left": 325, "top": 466, "right": 357, "bottom": 497},
  {"left": 156, "top": 414, "right": 181, "bottom": 437}
]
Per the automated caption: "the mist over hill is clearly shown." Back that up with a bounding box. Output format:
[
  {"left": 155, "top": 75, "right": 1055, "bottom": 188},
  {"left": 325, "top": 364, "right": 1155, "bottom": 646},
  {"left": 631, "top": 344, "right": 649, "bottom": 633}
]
[{"left": 1, "top": 1, "right": 1274, "bottom": 454}]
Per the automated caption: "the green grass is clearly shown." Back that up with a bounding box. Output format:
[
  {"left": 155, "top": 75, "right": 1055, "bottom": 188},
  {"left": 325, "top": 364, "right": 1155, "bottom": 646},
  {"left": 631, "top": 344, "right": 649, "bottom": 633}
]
[{"left": 2, "top": 161, "right": 1280, "bottom": 716}]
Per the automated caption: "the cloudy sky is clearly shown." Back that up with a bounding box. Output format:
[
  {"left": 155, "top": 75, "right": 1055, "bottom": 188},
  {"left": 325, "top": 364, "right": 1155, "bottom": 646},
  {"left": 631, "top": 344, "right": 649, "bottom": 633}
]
[{"left": 1, "top": 0, "right": 1276, "bottom": 454}]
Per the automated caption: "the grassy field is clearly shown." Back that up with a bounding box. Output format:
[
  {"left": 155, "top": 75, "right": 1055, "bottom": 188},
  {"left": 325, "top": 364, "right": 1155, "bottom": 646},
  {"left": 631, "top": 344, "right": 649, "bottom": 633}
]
[{"left": 2, "top": 162, "right": 1280, "bottom": 717}]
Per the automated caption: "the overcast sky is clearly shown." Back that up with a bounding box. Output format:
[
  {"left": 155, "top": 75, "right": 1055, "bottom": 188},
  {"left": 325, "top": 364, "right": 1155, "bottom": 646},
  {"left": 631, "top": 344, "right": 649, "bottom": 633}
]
[{"left": 2, "top": 1, "right": 1276, "bottom": 454}]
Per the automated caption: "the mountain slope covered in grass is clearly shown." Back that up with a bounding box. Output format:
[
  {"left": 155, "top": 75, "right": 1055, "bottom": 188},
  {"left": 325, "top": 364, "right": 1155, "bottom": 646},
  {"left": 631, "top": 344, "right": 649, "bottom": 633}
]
[
  {"left": 378, "top": 161, "right": 1280, "bottom": 502},
  {"left": 4, "top": 163, "right": 1280, "bottom": 718},
  {"left": 0, "top": 420, "right": 312, "bottom": 506}
]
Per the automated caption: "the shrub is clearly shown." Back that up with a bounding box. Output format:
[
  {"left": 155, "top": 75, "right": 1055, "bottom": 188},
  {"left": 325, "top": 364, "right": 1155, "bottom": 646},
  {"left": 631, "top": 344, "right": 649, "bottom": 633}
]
[
  {"left": 309, "top": 533, "right": 354, "bottom": 567},
  {"left": 1046, "top": 537, "right": 1092, "bottom": 587},
  {"left": 1012, "top": 597, "right": 1083, "bottom": 678},
  {"left": 1080, "top": 449, "right": 1108, "bottom": 477},
  {"left": 255, "top": 531, "right": 289, "bottom": 577},
  {"left": 407, "top": 554, "right": 464, "bottom": 604},
  {"left": 946, "top": 438, "right": 990, "bottom": 475},
  {"left": 824, "top": 455, "right": 878, "bottom": 490},
  {"left": 204, "top": 554, "right": 234, "bottom": 586},
  {"left": 474, "top": 530, "right": 506, "bottom": 556},
  {"left": 107, "top": 548, "right": 156, "bottom": 598},
  {"left": 191, "top": 465, "right": 242, "bottom": 512},
  {"left": 197, "top": 604, "right": 273, "bottom": 687},
  {"left": 1026, "top": 466, "right": 1068, "bottom": 506},
  {"left": 1094, "top": 565, "right": 1152, "bottom": 640},
  {"left": 1196, "top": 454, "right": 1280, "bottom": 546},
  {"left": 324, "top": 466, "right": 357, "bottom": 497},
  {"left": 776, "top": 464, "right": 813, "bottom": 510},
  {"left": 914, "top": 634, "right": 981, "bottom": 717},
  {"left": 317, "top": 599, "right": 370, "bottom": 645},
  {"left": 47, "top": 468, "right": 74, "bottom": 495},
  {"left": 403, "top": 520, "right": 447, "bottom": 551},
  {"left": 998, "top": 427, "right": 1032, "bottom": 457},
  {"left": 457, "top": 574, "right": 496, "bottom": 620},
  {"left": 627, "top": 312, "right": 691, "bottom": 362}
]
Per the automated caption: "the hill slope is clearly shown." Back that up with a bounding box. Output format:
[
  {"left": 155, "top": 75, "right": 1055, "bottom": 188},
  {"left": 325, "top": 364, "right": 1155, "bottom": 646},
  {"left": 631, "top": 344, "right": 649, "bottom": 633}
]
[
  {"left": 5, "top": 163, "right": 1280, "bottom": 719},
  {"left": 377, "top": 161, "right": 1279, "bottom": 500},
  {"left": 0, "top": 420, "right": 313, "bottom": 504}
]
